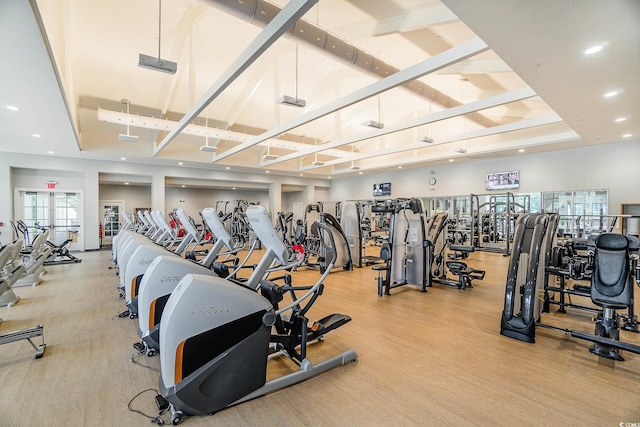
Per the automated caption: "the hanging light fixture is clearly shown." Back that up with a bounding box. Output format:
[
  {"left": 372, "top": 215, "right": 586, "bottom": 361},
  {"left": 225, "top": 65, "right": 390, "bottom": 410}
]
[
  {"left": 118, "top": 99, "right": 139, "bottom": 142},
  {"left": 138, "top": 0, "right": 177, "bottom": 74},
  {"left": 262, "top": 142, "right": 279, "bottom": 161},
  {"left": 362, "top": 94, "right": 384, "bottom": 129},
  {"left": 311, "top": 137, "right": 324, "bottom": 166},
  {"left": 349, "top": 145, "right": 360, "bottom": 170},
  {"left": 200, "top": 116, "right": 217, "bottom": 152},
  {"left": 417, "top": 102, "right": 434, "bottom": 143},
  {"left": 277, "top": 44, "right": 306, "bottom": 107}
]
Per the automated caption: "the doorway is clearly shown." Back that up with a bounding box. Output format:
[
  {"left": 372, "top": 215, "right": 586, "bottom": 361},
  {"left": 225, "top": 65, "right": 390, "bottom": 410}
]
[
  {"left": 100, "top": 200, "right": 124, "bottom": 247},
  {"left": 18, "top": 191, "right": 83, "bottom": 251}
]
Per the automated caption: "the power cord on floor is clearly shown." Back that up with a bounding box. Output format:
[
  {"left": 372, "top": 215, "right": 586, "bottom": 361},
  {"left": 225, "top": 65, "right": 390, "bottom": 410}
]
[
  {"left": 127, "top": 388, "right": 168, "bottom": 425},
  {"left": 131, "top": 351, "right": 161, "bottom": 373}
]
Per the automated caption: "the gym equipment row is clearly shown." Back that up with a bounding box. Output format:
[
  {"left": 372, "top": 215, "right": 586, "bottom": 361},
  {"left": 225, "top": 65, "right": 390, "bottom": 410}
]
[
  {"left": 13, "top": 220, "right": 82, "bottom": 266},
  {"left": 500, "top": 213, "right": 640, "bottom": 361},
  {"left": 0, "top": 224, "right": 54, "bottom": 358},
  {"left": 109, "top": 205, "right": 356, "bottom": 424}
]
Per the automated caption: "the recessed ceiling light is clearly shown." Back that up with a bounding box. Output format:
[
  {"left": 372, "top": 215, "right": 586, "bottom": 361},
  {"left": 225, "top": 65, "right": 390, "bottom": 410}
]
[
  {"left": 327, "top": 176, "right": 331, "bottom": 179},
  {"left": 584, "top": 45, "right": 603, "bottom": 55},
  {"left": 449, "top": 159, "right": 454, "bottom": 162},
  {"left": 225, "top": 166, "right": 230, "bottom": 170},
  {"left": 623, "top": 133, "right": 632, "bottom": 138},
  {"left": 615, "top": 117, "right": 627, "bottom": 122},
  {"left": 47, "top": 151, "right": 55, "bottom": 154},
  {"left": 397, "top": 166, "right": 403, "bottom": 169},
  {"left": 265, "top": 170, "right": 270, "bottom": 173},
  {"left": 6, "top": 105, "right": 19, "bottom": 111},
  {"left": 232, "top": 187, "right": 237, "bottom": 190},
  {"left": 299, "top": 173, "right": 303, "bottom": 176},
  {"left": 178, "top": 162, "right": 183, "bottom": 166},
  {"left": 124, "top": 182, "right": 130, "bottom": 185},
  {"left": 32, "top": 134, "right": 41, "bottom": 138},
  {"left": 120, "top": 157, "right": 126, "bottom": 161},
  {"left": 358, "top": 171, "right": 363, "bottom": 175},
  {"left": 181, "top": 184, "right": 185, "bottom": 188},
  {"left": 518, "top": 149, "right": 525, "bottom": 153},
  {"left": 603, "top": 91, "right": 619, "bottom": 98}
]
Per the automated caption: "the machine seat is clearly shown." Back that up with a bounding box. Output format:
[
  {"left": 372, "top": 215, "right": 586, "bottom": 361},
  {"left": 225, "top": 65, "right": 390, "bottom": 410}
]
[{"left": 590, "top": 233, "right": 631, "bottom": 309}]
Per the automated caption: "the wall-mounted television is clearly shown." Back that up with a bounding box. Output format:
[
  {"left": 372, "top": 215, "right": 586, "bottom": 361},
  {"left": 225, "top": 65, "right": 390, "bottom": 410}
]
[
  {"left": 373, "top": 182, "right": 391, "bottom": 197},
  {"left": 486, "top": 170, "right": 519, "bottom": 191}
]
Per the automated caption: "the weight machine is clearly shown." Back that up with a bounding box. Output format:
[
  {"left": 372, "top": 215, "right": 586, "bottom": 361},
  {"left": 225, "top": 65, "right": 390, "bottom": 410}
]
[
  {"left": 501, "top": 212, "right": 640, "bottom": 361},
  {"left": 470, "top": 192, "right": 529, "bottom": 256}
]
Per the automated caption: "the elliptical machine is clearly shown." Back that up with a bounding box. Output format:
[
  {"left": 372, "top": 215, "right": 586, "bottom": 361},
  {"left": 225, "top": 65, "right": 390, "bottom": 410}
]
[
  {"left": 157, "top": 205, "right": 357, "bottom": 424},
  {"left": 135, "top": 207, "right": 249, "bottom": 357}
]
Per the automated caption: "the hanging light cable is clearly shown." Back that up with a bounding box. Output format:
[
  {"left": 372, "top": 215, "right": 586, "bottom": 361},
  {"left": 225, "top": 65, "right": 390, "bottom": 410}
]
[
  {"left": 200, "top": 115, "right": 217, "bottom": 152},
  {"left": 118, "top": 99, "right": 139, "bottom": 142}
]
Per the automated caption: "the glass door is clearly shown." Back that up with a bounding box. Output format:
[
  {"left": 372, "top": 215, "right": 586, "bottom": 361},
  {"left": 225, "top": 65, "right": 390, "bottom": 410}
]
[
  {"left": 100, "top": 201, "right": 124, "bottom": 247},
  {"left": 20, "top": 191, "right": 82, "bottom": 251}
]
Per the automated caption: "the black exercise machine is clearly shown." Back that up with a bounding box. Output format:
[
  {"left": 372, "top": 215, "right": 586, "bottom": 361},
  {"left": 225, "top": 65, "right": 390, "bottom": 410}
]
[
  {"left": 570, "top": 233, "right": 640, "bottom": 360},
  {"left": 501, "top": 212, "right": 640, "bottom": 361},
  {"left": 431, "top": 215, "right": 485, "bottom": 290},
  {"left": 500, "top": 213, "right": 549, "bottom": 342}
]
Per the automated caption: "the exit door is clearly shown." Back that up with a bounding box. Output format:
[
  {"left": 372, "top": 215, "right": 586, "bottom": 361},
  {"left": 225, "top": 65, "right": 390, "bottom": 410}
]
[{"left": 19, "top": 191, "right": 83, "bottom": 251}]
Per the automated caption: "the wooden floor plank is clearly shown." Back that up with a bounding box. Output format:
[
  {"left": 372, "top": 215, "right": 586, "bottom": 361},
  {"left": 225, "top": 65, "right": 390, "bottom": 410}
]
[{"left": 0, "top": 248, "right": 639, "bottom": 426}]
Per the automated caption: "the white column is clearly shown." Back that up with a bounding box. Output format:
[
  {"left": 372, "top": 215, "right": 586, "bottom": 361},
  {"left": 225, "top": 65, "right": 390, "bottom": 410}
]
[
  {"left": 305, "top": 184, "right": 315, "bottom": 205},
  {"left": 151, "top": 174, "right": 165, "bottom": 213},
  {"left": 269, "top": 182, "right": 282, "bottom": 217},
  {"left": 0, "top": 160, "right": 12, "bottom": 246},
  {"left": 84, "top": 169, "right": 100, "bottom": 250}
]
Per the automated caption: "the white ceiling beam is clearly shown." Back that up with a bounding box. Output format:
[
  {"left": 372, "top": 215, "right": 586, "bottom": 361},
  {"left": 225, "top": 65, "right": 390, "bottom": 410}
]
[
  {"left": 262, "top": 86, "right": 537, "bottom": 167},
  {"left": 97, "top": 108, "right": 349, "bottom": 158},
  {"left": 299, "top": 113, "right": 564, "bottom": 171},
  {"left": 211, "top": 37, "right": 489, "bottom": 162},
  {"left": 437, "top": 58, "right": 512, "bottom": 74},
  {"left": 373, "top": 4, "right": 459, "bottom": 36},
  {"left": 330, "top": 130, "right": 581, "bottom": 175},
  {"left": 153, "top": 0, "right": 319, "bottom": 156},
  {"left": 435, "top": 113, "right": 562, "bottom": 144}
]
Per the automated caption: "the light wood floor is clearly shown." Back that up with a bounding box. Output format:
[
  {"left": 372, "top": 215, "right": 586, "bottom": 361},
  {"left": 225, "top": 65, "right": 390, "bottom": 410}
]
[{"left": 1, "top": 247, "right": 639, "bottom": 426}]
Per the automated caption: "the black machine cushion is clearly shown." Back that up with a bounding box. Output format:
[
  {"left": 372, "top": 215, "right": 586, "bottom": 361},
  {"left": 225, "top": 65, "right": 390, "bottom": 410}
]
[
  {"left": 379, "top": 242, "right": 391, "bottom": 262},
  {"left": 591, "top": 233, "right": 631, "bottom": 306}
]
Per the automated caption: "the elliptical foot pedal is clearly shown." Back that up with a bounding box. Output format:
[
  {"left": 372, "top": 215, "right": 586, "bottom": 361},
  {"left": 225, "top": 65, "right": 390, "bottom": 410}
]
[
  {"left": 311, "top": 313, "right": 352, "bottom": 335},
  {"left": 133, "top": 342, "right": 145, "bottom": 353}
]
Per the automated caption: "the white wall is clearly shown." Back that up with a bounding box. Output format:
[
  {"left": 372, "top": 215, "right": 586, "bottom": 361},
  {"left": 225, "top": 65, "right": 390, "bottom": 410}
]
[
  {"left": 2, "top": 139, "right": 638, "bottom": 248},
  {"left": 99, "top": 184, "right": 151, "bottom": 214},
  {"left": 0, "top": 152, "right": 331, "bottom": 249},
  {"left": 164, "top": 187, "right": 269, "bottom": 220},
  {"left": 10, "top": 167, "right": 87, "bottom": 249},
  {"left": 330, "top": 140, "right": 640, "bottom": 215}
]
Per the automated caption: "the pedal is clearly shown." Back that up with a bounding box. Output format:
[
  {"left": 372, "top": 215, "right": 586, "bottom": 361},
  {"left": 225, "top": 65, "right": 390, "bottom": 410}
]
[
  {"left": 312, "top": 313, "right": 352, "bottom": 334},
  {"left": 133, "top": 342, "right": 145, "bottom": 353},
  {"left": 117, "top": 310, "right": 130, "bottom": 318}
]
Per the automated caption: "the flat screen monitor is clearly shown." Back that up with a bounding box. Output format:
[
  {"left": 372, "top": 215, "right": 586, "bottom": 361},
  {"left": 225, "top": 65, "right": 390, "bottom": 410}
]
[
  {"left": 373, "top": 182, "right": 391, "bottom": 197},
  {"left": 486, "top": 170, "right": 519, "bottom": 191}
]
